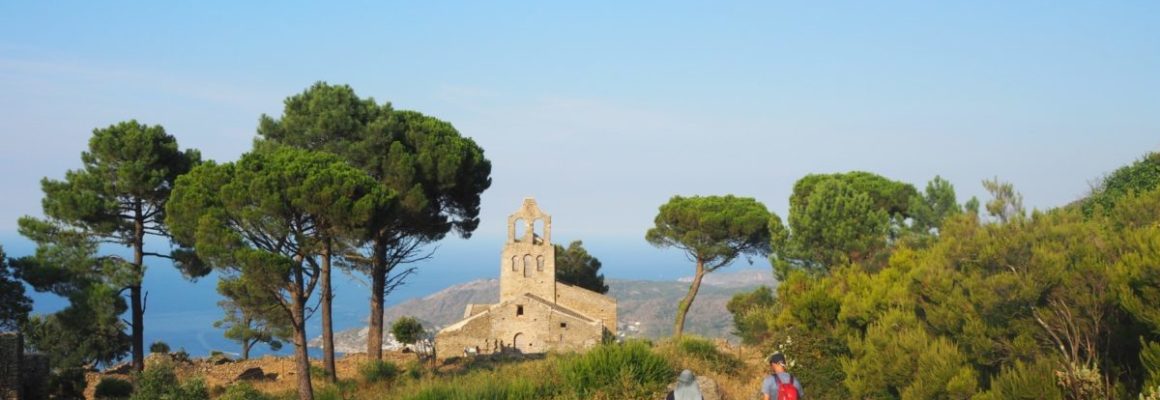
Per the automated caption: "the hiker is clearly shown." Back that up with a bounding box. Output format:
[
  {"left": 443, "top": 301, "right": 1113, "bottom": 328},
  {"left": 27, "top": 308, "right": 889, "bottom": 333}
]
[
  {"left": 762, "top": 352, "right": 803, "bottom": 400},
  {"left": 666, "top": 369, "right": 703, "bottom": 400}
]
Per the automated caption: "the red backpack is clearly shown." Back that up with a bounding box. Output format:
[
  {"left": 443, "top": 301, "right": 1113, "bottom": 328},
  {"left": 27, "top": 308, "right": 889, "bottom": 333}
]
[{"left": 772, "top": 374, "right": 798, "bottom": 400}]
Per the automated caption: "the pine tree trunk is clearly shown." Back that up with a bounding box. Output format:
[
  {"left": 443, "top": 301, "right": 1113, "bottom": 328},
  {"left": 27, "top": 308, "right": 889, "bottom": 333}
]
[
  {"left": 674, "top": 258, "right": 706, "bottom": 338},
  {"left": 131, "top": 207, "right": 146, "bottom": 372},
  {"left": 242, "top": 340, "right": 251, "bottom": 361},
  {"left": 320, "top": 239, "right": 337, "bottom": 382},
  {"left": 131, "top": 284, "right": 144, "bottom": 371},
  {"left": 367, "top": 241, "right": 386, "bottom": 360},
  {"left": 292, "top": 264, "right": 315, "bottom": 400}
]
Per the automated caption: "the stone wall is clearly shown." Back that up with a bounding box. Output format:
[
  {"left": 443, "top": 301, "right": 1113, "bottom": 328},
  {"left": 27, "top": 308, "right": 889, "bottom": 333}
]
[
  {"left": 0, "top": 332, "right": 22, "bottom": 400},
  {"left": 19, "top": 354, "right": 47, "bottom": 400},
  {"left": 555, "top": 283, "right": 617, "bottom": 334}
]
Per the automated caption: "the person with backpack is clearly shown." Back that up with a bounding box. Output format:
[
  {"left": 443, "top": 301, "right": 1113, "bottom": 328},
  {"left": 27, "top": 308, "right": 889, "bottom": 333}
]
[{"left": 762, "top": 352, "right": 803, "bottom": 400}]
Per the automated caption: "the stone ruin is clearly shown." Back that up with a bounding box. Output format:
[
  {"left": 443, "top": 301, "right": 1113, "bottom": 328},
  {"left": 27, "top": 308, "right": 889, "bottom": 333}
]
[
  {"left": 0, "top": 332, "right": 47, "bottom": 400},
  {"left": 434, "top": 198, "right": 617, "bottom": 359}
]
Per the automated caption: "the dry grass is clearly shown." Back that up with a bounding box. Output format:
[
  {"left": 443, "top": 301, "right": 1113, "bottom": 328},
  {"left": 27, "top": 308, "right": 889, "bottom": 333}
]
[{"left": 84, "top": 340, "right": 771, "bottom": 399}]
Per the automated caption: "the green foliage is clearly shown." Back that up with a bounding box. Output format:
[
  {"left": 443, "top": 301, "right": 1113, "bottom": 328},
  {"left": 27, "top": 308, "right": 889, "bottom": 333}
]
[
  {"left": 0, "top": 245, "right": 31, "bottom": 331},
  {"left": 130, "top": 362, "right": 209, "bottom": 400},
  {"left": 360, "top": 360, "right": 400, "bottom": 383},
  {"left": 94, "top": 377, "right": 134, "bottom": 399},
  {"left": 557, "top": 341, "right": 674, "bottom": 398},
  {"left": 779, "top": 176, "right": 891, "bottom": 274},
  {"left": 843, "top": 310, "right": 978, "bottom": 399},
  {"left": 1118, "top": 226, "right": 1160, "bottom": 336},
  {"left": 647, "top": 194, "right": 772, "bottom": 336},
  {"left": 21, "top": 284, "right": 130, "bottom": 368},
  {"left": 978, "top": 358, "right": 1063, "bottom": 400},
  {"left": 908, "top": 175, "right": 961, "bottom": 235},
  {"left": 256, "top": 82, "right": 493, "bottom": 358},
  {"left": 670, "top": 336, "right": 743, "bottom": 375},
  {"left": 214, "top": 277, "right": 289, "bottom": 360},
  {"left": 982, "top": 177, "right": 1025, "bottom": 223},
  {"left": 17, "top": 120, "right": 201, "bottom": 370},
  {"left": 150, "top": 341, "right": 170, "bottom": 354},
  {"left": 726, "top": 286, "right": 776, "bottom": 344},
  {"left": 218, "top": 383, "right": 276, "bottom": 400},
  {"left": 1084, "top": 152, "right": 1160, "bottom": 215},
  {"left": 554, "top": 240, "right": 609, "bottom": 294},
  {"left": 1142, "top": 340, "right": 1160, "bottom": 389},
  {"left": 168, "top": 146, "right": 392, "bottom": 398},
  {"left": 391, "top": 316, "right": 425, "bottom": 346},
  {"left": 790, "top": 171, "right": 919, "bottom": 218}
]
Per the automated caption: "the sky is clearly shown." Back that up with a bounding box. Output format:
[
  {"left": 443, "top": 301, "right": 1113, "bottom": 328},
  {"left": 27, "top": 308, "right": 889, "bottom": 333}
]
[{"left": 2, "top": 1, "right": 1158, "bottom": 248}]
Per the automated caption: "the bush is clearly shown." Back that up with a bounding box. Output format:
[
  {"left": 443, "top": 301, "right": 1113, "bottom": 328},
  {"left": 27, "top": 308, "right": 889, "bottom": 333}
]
[
  {"left": 149, "top": 341, "right": 170, "bottom": 354},
  {"left": 218, "top": 382, "right": 275, "bottom": 400},
  {"left": 404, "top": 360, "right": 424, "bottom": 380},
  {"left": 94, "top": 377, "right": 134, "bottom": 399},
  {"left": 130, "top": 362, "right": 209, "bottom": 400},
  {"left": 360, "top": 360, "right": 400, "bottom": 383},
  {"left": 674, "top": 336, "right": 744, "bottom": 374},
  {"left": 558, "top": 340, "right": 673, "bottom": 397}
]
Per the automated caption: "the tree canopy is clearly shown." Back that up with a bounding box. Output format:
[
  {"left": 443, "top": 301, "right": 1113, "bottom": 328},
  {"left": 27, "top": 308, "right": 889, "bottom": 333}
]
[
  {"left": 730, "top": 165, "right": 1160, "bottom": 399},
  {"left": 646, "top": 195, "right": 772, "bottom": 337},
  {"left": 554, "top": 240, "right": 608, "bottom": 294},
  {"left": 16, "top": 120, "right": 200, "bottom": 371},
  {"left": 256, "top": 82, "right": 491, "bottom": 359},
  {"left": 0, "top": 245, "right": 31, "bottom": 331},
  {"left": 167, "top": 146, "right": 391, "bottom": 400}
]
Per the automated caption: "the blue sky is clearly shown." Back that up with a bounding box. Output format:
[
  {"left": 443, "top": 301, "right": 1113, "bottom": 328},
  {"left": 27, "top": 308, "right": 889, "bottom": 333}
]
[{"left": 2, "top": 1, "right": 1158, "bottom": 244}]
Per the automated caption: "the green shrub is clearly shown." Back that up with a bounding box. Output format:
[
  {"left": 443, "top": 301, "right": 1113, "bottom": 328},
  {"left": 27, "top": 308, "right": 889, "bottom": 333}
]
[
  {"left": 94, "top": 377, "right": 133, "bottom": 399},
  {"left": 218, "top": 382, "right": 276, "bottom": 400},
  {"left": 675, "top": 336, "right": 743, "bottom": 374},
  {"left": 404, "top": 360, "right": 424, "bottom": 380},
  {"left": 978, "top": 358, "right": 1062, "bottom": 400},
  {"left": 309, "top": 364, "right": 329, "bottom": 379},
  {"left": 557, "top": 340, "right": 673, "bottom": 397},
  {"left": 360, "top": 360, "right": 400, "bottom": 383},
  {"left": 149, "top": 341, "right": 170, "bottom": 354},
  {"left": 130, "top": 362, "right": 209, "bottom": 400}
]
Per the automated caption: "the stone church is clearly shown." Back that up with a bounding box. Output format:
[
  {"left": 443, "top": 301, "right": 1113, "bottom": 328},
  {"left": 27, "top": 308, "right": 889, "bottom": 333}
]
[{"left": 434, "top": 198, "right": 617, "bottom": 359}]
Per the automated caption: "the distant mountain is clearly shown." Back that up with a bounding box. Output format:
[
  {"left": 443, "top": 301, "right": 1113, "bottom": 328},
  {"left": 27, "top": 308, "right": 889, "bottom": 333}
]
[{"left": 324, "top": 269, "right": 776, "bottom": 353}]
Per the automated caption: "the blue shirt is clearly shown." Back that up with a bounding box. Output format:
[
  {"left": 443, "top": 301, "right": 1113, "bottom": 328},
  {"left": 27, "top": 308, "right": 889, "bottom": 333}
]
[{"left": 761, "top": 372, "right": 803, "bottom": 399}]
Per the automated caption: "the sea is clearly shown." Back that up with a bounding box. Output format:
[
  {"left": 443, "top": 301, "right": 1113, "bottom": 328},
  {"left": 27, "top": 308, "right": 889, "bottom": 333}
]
[{"left": 2, "top": 232, "right": 720, "bottom": 359}]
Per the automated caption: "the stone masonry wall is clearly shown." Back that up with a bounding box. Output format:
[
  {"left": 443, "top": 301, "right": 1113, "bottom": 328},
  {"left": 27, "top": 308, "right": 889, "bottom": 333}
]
[
  {"left": 0, "top": 332, "right": 22, "bottom": 400},
  {"left": 555, "top": 284, "right": 617, "bottom": 335}
]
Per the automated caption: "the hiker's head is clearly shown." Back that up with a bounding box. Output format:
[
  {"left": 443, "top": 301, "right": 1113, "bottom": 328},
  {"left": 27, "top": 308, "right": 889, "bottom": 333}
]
[{"left": 768, "top": 352, "right": 787, "bottom": 372}]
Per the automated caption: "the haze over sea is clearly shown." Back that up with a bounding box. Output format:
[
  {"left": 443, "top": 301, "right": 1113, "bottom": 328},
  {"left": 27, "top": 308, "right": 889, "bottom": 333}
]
[{"left": 3, "top": 230, "right": 715, "bottom": 358}]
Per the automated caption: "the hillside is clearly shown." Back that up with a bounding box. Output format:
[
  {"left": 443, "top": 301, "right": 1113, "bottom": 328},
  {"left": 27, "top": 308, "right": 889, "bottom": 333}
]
[{"left": 326, "top": 269, "right": 775, "bottom": 352}]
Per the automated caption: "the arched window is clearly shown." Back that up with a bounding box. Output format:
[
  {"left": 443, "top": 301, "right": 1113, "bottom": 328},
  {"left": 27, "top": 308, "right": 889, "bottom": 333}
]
[
  {"left": 536, "top": 255, "right": 545, "bottom": 271},
  {"left": 513, "top": 218, "right": 525, "bottom": 242},
  {"left": 523, "top": 255, "right": 533, "bottom": 277},
  {"left": 533, "top": 218, "right": 546, "bottom": 244},
  {"left": 511, "top": 255, "right": 518, "bottom": 272}
]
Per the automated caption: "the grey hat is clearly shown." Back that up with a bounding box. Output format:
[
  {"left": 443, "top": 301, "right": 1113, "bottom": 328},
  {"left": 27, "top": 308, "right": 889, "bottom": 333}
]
[{"left": 768, "top": 352, "right": 787, "bottom": 365}]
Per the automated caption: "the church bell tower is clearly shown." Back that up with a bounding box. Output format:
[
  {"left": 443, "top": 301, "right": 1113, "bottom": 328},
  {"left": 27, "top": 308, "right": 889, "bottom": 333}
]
[{"left": 499, "top": 198, "right": 556, "bottom": 302}]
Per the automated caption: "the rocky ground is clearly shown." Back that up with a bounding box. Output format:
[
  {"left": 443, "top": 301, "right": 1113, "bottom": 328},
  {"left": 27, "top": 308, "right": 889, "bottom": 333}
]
[{"left": 84, "top": 351, "right": 418, "bottom": 399}]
